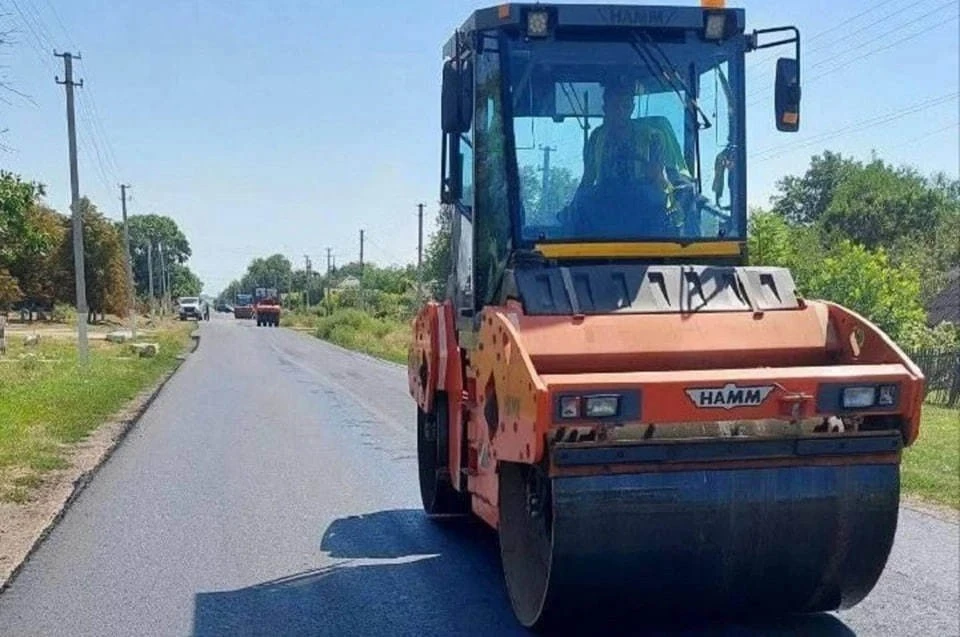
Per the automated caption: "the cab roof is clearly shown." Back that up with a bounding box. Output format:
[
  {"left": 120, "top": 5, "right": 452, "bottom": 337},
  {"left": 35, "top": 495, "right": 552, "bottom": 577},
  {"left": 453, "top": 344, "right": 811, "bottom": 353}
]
[{"left": 443, "top": 3, "right": 746, "bottom": 57}]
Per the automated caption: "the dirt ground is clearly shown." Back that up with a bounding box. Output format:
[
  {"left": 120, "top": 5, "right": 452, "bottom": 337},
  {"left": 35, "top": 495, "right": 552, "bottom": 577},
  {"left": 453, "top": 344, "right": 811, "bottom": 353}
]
[{"left": 1, "top": 315, "right": 188, "bottom": 341}]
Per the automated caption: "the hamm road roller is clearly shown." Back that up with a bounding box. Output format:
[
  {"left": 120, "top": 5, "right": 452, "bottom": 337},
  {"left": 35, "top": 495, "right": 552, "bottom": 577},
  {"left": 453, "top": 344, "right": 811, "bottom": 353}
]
[{"left": 408, "top": 2, "right": 924, "bottom": 629}]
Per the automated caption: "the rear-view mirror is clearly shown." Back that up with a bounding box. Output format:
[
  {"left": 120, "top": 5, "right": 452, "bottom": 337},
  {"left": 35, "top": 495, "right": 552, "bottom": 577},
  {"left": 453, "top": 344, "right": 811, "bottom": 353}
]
[
  {"left": 441, "top": 59, "right": 473, "bottom": 133},
  {"left": 774, "top": 57, "right": 800, "bottom": 132},
  {"left": 441, "top": 59, "right": 461, "bottom": 133}
]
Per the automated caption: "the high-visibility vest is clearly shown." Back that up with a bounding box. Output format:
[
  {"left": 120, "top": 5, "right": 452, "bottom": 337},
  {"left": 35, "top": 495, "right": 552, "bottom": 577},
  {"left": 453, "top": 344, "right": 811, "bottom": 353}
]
[{"left": 585, "top": 119, "right": 689, "bottom": 185}]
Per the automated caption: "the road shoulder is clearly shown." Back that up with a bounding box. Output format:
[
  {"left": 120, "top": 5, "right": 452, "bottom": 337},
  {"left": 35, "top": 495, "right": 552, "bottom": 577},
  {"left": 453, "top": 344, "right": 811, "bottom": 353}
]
[{"left": 0, "top": 329, "right": 201, "bottom": 591}]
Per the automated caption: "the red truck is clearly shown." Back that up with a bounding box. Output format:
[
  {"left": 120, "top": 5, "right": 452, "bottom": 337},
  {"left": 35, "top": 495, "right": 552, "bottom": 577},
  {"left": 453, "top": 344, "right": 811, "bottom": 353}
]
[{"left": 254, "top": 287, "right": 281, "bottom": 327}]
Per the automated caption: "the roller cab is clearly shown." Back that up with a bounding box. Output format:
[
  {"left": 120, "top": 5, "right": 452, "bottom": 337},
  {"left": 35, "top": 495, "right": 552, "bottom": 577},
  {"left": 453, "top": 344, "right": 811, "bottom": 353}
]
[{"left": 409, "top": 2, "right": 923, "bottom": 630}]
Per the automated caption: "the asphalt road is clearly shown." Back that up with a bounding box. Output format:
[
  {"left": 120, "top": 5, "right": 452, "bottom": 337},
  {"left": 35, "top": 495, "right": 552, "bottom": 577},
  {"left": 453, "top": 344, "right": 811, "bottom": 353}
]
[{"left": 0, "top": 315, "right": 956, "bottom": 636}]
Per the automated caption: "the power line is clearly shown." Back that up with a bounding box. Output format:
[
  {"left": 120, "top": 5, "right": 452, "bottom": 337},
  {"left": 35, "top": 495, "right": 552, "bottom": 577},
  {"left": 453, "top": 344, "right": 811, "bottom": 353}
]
[
  {"left": 749, "top": 92, "right": 958, "bottom": 161},
  {"left": 747, "top": 15, "right": 958, "bottom": 108},
  {"left": 5, "top": 0, "right": 56, "bottom": 72},
  {"left": 365, "top": 234, "right": 409, "bottom": 266},
  {"left": 807, "top": 0, "right": 957, "bottom": 73},
  {"left": 76, "top": 59, "right": 121, "bottom": 176},
  {"left": 39, "top": 0, "right": 74, "bottom": 49},
  {"left": 76, "top": 118, "right": 113, "bottom": 194},
  {"left": 20, "top": 0, "right": 57, "bottom": 46},
  {"left": 76, "top": 93, "right": 117, "bottom": 188},
  {"left": 877, "top": 121, "right": 959, "bottom": 152},
  {"left": 7, "top": 0, "right": 124, "bottom": 193},
  {"left": 747, "top": 0, "right": 904, "bottom": 71}
]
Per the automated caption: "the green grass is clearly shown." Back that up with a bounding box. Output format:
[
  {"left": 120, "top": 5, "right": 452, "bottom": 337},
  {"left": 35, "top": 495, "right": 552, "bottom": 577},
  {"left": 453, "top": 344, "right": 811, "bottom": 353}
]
[
  {"left": 0, "top": 325, "right": 192, "bottom": 502},
  {"left": 903, "top": 405, "right": 960, "bottom": 509},
  {"left": 312, "top": 309, "right": 409, "bottom": 364},
  {"left": 280, "top": 309, "right": 322, "bottom": 331}
]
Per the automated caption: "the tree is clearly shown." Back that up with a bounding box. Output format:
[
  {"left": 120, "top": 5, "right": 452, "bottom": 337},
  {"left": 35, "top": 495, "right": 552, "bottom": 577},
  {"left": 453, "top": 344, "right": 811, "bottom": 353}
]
[
  {"left": 57, "top": 198, "right": 128, "bottom": 321},
  {"left": 126, "top": 214, "right": 192, "bottom": 297},
  {"left": 421, "top": 206, "right": 452, "bottom": 300},
  {"left": 820, "top": 160, "right": 948, "bottom": 252},
  {"left": 747, "top": 208, "right": 822, "bottom": 294},
  {"left": 805, "top": 240, "right": 927, "bottom": 344},
  {"left": 7, "top": 204, "right": 68, "bottom": 310},
  {"left": 770, "top": 151, "right": 859, "bottom": 225},
  {"left": 168, "top": 263, "right": 203, "bottom": 298},
  {"left": 1, "top": 172, "right": 47, "bottom": 308},
  {"left": 519, "top": 164, "right": 579, "bottom": 226},
  {"left": 748, "top": 208, "right": 929, "bottom": 346},
  {"left": 241, "top": 254, "right": 294, "bottom": 292}
]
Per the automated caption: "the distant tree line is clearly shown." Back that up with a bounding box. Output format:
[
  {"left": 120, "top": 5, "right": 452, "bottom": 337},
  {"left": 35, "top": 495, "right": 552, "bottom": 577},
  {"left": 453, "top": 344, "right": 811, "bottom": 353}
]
[
  {"left": 219, "top": 254, "right": 420, "bottom": 321},
  {"left": 0, "top": 170, "right": 202, "bottom": 321}
]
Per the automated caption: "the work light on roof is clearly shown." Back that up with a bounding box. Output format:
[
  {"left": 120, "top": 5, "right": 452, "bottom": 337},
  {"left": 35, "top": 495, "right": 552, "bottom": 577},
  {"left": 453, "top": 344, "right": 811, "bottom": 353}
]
[
  {"left": 704, "top": 12, "right": 727, "bottom": 40},
  {"left": 526, "top": 9, "right": 550, "bottom": 37}
]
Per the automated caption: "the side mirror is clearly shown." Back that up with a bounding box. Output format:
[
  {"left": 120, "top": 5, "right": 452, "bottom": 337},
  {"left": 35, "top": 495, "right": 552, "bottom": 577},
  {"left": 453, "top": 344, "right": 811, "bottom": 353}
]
[
  {"left": 774, "top": 57, "right": 800, "bottom": 132},
  {"left": 441, "top": 59, "right": 461, "bottom": 133},
  {"left": 441, "top": 58, "right": 473, "bottom": 134}
]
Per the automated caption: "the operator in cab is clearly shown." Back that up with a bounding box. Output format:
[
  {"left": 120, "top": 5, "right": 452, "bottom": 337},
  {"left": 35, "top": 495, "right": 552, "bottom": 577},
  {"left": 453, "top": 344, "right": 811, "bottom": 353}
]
[{"left": 568, "top": 76, "right": 691, "bottom": 237}]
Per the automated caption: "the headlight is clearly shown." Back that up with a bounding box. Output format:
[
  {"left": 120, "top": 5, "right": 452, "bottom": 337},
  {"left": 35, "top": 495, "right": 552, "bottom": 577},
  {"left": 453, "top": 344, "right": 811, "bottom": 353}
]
[
  {"left": 841, "top": 386, "right": 876, "bottom": 409},
  {"left": 877, "top": 384, "right": 898, "bottom": 407},
  {"left": 559, "top": 396, "right": 580, "bottom": 419},
  {"left": 584, "top": 395, "right": 619, "bottom": 418}
]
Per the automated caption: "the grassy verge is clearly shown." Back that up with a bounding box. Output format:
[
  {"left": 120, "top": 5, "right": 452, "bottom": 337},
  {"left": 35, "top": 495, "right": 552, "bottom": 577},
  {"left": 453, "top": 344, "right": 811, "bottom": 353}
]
[
  {"left": 312, "top": 309, "right": 409, "bottom": 364},
  {"left": 280, "top": 310, "right": 322, "bottom": 331},
  {"left": 903, "top": 405, "right": 959, "bottom": 509},
  {"left": 0, "top": 324, "right": 193, "bottom": 503}
]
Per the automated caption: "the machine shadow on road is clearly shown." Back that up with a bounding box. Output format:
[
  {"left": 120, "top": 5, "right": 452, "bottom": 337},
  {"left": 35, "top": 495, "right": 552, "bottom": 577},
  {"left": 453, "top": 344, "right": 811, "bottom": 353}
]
[{"left": 191, "top": 509, "right": 858, "bottom": 637}]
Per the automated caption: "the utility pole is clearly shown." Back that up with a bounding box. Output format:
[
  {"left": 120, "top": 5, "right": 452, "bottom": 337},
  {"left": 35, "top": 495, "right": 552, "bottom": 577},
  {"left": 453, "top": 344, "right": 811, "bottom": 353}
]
[
  {"left": 359, "top": 229, "right": 365, "bottom": 311},
  {"left": 147, "top": 241, "right": 155, "bottom": 318},
  {"left": 359, "top": 229, "right": 364, "bottom": 269},
  {"left": 304, "top": 254, "right": 312, "bottom": 308},
  {"left": 120, "top": 184, "right": 137, "bottom": 338},
  {"left": 417, "top": 203, "right": 425, "bottom": 303},
  {"left": 158, "top": 242, "right": 167, "bottom": 316},
  {"left": 539, "top": 144, "right": 556, "bottom": 211},
  {"left": 323, "top": 247, "right": 332, "bottom": 304},
  {"left": 55, "top": 51, "right": 89, "bottom": 363}
]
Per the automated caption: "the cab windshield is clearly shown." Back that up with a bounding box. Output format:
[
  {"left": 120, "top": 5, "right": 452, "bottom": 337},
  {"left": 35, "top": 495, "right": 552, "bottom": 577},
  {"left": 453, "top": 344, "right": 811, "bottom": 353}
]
[{"left": 506, "top": 33, "right": 744, "bottom": 244}]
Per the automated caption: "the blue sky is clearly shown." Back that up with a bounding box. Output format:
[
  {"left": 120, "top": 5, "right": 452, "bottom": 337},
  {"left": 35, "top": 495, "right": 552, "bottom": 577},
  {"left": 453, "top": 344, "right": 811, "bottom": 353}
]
[{"left": 1, "top": 0, "right": 957, "bottom": 294}]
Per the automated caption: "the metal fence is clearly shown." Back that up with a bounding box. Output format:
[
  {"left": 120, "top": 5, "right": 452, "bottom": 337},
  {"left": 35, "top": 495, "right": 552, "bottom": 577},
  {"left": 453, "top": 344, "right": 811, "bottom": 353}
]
[{"left": 907, "top": 348, "right": 960, "bottom": 408}]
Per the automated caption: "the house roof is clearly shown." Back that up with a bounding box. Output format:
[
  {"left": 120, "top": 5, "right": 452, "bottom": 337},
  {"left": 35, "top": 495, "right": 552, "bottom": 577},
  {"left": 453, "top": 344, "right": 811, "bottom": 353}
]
[{"left": 927, "top": 268, "right": 960, "bottom": 326}]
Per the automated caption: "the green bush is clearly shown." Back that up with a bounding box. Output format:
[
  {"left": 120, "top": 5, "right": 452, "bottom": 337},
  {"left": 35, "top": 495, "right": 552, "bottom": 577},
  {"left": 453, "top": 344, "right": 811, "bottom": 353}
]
[
  {"left": 314, "top": 308, "right": 409, "bottom": 364},
  {"left": 50, "top": 303, "right": 76, "bottom": 323}
]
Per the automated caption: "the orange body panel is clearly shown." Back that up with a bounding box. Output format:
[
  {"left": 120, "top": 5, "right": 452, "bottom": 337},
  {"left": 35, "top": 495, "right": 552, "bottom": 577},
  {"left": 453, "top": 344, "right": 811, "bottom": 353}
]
[
  {"left": 408, "top": 294, "right": 925, "bottom": 529},
  {"left": 408, "top": 301, "right": 467, "bottom": 487},
  {"left": 540, "top": 364, "right": 919, "bottom": 425},
  {"left": 516, "top": 302, "right": 838, "bottom": 374}
]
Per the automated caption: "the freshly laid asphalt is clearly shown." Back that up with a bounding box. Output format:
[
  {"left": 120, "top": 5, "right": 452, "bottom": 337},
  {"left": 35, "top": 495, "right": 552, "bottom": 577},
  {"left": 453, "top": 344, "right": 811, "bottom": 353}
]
[{"left": 0, "top": 315, "right": 956, "bottom": 636}]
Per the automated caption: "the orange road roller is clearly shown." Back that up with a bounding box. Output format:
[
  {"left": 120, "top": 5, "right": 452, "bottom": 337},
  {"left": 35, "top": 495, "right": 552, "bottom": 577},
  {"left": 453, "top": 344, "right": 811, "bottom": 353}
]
[{"left": 408, "top": 2, "right": 924, "bottom": 629}]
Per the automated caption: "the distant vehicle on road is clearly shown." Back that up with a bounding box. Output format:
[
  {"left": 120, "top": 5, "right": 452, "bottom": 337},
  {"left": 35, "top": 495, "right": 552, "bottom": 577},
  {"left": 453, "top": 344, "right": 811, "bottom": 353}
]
[
  {"left": 233, "top": 294, "right": 254, "bottom": 319},
  {"left": 177, "top": 297, "right": 209, "bottom": 321},
  {"left": 254, "top": 287, "right": 281, "bottom": 327}
]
